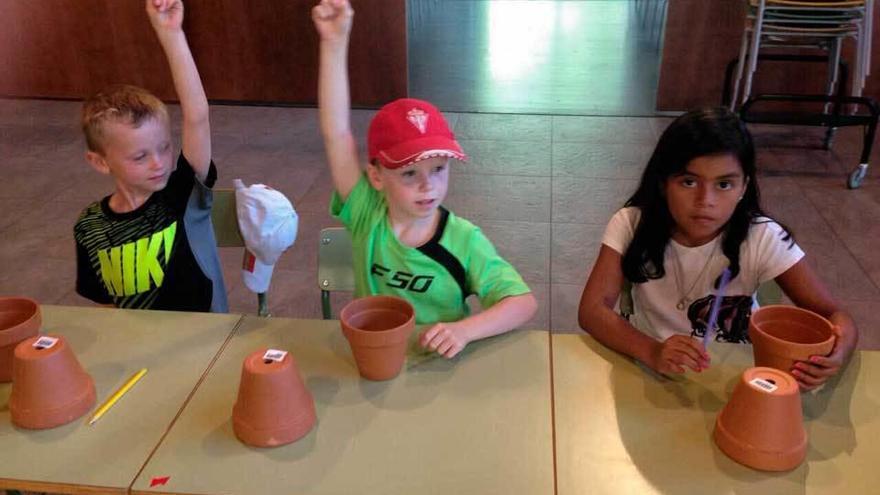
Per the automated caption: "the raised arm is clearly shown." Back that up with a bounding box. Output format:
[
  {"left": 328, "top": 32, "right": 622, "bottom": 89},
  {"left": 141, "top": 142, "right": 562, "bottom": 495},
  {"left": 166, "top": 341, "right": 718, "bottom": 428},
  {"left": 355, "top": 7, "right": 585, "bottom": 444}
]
[
  {"left": 313, "top": 0, "right": 362, "bottom": 201},
  {"left": 146, "top": 0, "right": 211, "bottom": 181},
  {"left": 579, "top": 245, "right": 709, "bottom": 375}
]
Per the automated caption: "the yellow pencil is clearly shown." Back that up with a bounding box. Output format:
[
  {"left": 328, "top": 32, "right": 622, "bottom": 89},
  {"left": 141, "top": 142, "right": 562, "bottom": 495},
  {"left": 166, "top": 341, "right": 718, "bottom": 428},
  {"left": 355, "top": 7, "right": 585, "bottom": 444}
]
[{"left": 88, "top": 368, "right": 148, "bottom": 426}]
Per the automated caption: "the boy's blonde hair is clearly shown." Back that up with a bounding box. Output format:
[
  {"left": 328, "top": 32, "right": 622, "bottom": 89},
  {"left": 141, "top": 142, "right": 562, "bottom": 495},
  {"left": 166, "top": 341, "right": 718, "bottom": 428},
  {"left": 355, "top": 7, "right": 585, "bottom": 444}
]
[{"left": 81, "top": 84, "right": 168, "bottom": 153}]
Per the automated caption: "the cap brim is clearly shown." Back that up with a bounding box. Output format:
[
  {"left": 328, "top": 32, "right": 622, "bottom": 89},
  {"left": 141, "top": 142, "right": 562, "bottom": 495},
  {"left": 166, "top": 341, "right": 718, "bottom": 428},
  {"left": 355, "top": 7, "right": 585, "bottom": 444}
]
[
  {"left": 242, "top": 251, "right": 275, "bottom": 294},
  {"left": 377, "top": 135, "right": 468, "bottom": 169}
]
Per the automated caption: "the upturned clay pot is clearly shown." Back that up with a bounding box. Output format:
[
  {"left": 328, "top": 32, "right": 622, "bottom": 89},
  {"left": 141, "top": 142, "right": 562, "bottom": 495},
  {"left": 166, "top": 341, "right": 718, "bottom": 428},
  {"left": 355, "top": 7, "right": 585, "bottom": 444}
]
[
  {"left": 232, "top": 349, "right": 316, "bottom": 448},
  {"left": 340, "top": 295, "right": 415, "bottom": 381},
  {"left": 10, "top": 334, "right": 96, "bottom": 429},
  {"left": 0, "top": 297, "right": 41, "bottom": 383},
  {"left": 714, "top": 367, "right": 807, "bottom": 471},
  {"left": 750, "top": 305, "right": 835, "bottom": 373}
]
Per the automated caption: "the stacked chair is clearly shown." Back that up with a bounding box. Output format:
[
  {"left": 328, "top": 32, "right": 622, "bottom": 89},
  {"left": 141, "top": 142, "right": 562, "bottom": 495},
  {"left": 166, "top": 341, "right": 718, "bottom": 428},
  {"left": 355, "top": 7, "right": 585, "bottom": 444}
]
[
  {"left": 730, "top": 0, "right": 873, "bottom": 107},
  {"left": 725, "top": 0, "right": 878, "bottom": 189}
]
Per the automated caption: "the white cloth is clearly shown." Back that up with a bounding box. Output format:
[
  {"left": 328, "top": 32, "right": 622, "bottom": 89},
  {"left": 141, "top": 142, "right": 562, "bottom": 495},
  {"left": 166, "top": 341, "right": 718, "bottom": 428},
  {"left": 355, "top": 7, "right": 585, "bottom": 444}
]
[
  {"left": 234, "top": 179, "right": 298, "bottom": 294},
  {"left": 602, "top": 207, "right": 804, "bottom": 342}
]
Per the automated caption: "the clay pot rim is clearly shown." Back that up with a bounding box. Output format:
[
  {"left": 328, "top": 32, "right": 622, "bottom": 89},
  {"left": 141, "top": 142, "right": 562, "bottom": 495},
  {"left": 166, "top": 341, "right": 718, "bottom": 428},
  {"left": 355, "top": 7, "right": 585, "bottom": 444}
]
[
  {"left": 340, "top": 295, "right": 415, "bottom": 340},
  {"left": 11, "top": 385, "right": 96, "bottom": 430},
  {"left": 714, "top": 416, "right": 807, "bottom": 471},
  {"left": 751, "top": 305, "right": 835, "bottom": 349},
  {"left": 233, "top": 409, "right": 316, "bottom": 431},
  {"left": 342, "top": 323, "right": 414, "bottom": 347},
  {"left": 11, "top": 384, "right": 95, "bottom": 415},
  {"left": 233, "top": 415, "right": 315, "bottom": 448},
  {"left": 0, "top": 297, "right": 41, "bottom": 347}
]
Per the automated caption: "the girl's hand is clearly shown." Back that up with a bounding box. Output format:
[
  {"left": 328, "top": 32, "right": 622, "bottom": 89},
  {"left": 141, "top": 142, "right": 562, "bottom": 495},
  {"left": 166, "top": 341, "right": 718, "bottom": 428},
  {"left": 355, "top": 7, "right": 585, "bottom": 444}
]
[
  {"left": 146, "top": 0, "right": 184, "bottom": 34},
  {"left": 312, "top": 0, "right": 354, "bottom": 43},
  {"left": 649, "top": 335, "right": 711, "bottom": 375},
  {"left": 790, "top": 326, "right": 848, "bottom": 390},
  {"left": 419, "top": 321, "right": 471, "bottom": 359}
]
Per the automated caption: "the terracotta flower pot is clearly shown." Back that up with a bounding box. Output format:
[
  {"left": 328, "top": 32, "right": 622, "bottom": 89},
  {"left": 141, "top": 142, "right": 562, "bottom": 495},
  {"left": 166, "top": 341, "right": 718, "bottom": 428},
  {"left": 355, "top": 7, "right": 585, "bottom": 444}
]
[
  {"left": 340, "top": 295, "right": 415, "bottom": 381},
  {"left": 232, "top": 348, "right": 316, "bottom": 448},
  {"left": 714, "top": 367, "right": 807, "bottom": 471},
  {"left": 750, "top": 305, "right": 835, "bottom": 373},
  {"left": 10, "top": 334, "right": 96, "bottom": 429},
  {"left": 0, "top": 297, "right": 42, "bottom": 383}
]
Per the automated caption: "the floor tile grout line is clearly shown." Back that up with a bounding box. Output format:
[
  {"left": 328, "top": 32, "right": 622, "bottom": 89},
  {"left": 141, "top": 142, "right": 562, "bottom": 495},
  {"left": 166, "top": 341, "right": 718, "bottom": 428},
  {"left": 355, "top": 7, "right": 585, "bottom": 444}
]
[{"left": 796, "top": 178, "right": 880, "bottom": 295}]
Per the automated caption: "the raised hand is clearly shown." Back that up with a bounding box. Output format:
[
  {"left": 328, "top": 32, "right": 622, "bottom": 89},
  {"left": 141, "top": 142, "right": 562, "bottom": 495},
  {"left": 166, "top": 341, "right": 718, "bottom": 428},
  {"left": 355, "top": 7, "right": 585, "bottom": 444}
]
[
  {"left": 146, "top": 0, "right": 184, "bottom": 35},
  {"left": 312, "top": 0, "right": 353, "bottom": 43}
]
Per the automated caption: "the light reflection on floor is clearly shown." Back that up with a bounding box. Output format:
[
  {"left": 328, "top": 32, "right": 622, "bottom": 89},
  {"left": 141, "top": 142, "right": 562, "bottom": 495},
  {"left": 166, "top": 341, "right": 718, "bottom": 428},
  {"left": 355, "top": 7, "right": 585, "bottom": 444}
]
[{"left": 408, "top": 0, "right": 666, "bottom": 116}]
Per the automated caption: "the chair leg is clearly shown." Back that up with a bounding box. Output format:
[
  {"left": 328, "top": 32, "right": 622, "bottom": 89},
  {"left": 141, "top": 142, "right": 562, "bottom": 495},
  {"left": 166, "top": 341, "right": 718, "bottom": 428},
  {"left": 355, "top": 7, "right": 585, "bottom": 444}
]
[
  {"left": 322, "top": 290, "right": 331, "bottom": 320},
  {"left": 730, "top": 26, "right": 751, "bottom": 109},
  {"left": 853, "top": 23, "right": 865, "bottom": 98},
  {"left": 859, "top": 116, "right": 877, "bottom": 169},
  {"left": 824, "top": 37, "right": 843, "bottom": 114},
  {"left": 257, "top": 293, "right": 269, "bottom": 318},
  {"left": 865, "top": 0, "right": 873, "bottom": 77},
  {"left": 848, "top": 110, "right": 878, "bottom": 189},
  {"left": 742, "top": 2, "right": 767, "bottom": 105}
]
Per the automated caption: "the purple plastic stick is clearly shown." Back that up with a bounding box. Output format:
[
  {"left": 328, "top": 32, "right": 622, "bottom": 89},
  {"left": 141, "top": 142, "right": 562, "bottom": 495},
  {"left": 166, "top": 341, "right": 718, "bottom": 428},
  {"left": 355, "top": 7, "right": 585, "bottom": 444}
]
[{"left": 703, "top": 268, "right": 732, "bottom": 347}]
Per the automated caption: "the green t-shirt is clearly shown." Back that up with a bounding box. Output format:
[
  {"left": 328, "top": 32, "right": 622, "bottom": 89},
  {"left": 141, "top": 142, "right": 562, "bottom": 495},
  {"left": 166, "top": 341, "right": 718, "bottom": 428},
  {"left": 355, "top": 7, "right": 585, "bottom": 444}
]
[{"left": 330, "top": 174, "right": 530, "bottom": 324}]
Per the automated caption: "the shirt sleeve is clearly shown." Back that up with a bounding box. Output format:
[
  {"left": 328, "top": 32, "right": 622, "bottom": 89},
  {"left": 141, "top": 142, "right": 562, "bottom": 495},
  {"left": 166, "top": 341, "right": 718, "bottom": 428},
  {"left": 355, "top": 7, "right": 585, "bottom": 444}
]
[
  {"left": 330, "top": 173, "right": 384, "bottom": 234},
  {"left": 466, "top": 227, "right": 532, "bottom": 309},
  {"left": 752, "top": 220, "right": 805, "bottom": 284},
  {"left": 601, "top": 207, "right": 638, "bottom": 255},
  {"left": 165, "top": 153, "right": 217, "bottom": 213},
  {"left": 74, "top": 237, "right": 113, "bottom": 304}
]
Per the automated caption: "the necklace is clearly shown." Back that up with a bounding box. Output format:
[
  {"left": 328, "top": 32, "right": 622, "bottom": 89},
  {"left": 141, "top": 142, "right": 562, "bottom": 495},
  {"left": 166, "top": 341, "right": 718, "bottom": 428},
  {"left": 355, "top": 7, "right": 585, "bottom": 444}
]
[{"left": 669, "top": 240, "right": 719, "bottom": 311}]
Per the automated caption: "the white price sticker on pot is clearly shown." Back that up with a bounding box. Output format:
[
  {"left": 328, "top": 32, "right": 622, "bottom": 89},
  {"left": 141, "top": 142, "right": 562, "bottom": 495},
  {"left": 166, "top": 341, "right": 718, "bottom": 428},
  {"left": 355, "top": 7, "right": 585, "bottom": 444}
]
[
  {"left": 32, "top": 336, "right": 59, "bottom": 350},
  {"left": 262, "top": 349, "right": 287, "bottom": 363},
  {"left": 749, "top": 377, "right": 778, "bottom": 393}
]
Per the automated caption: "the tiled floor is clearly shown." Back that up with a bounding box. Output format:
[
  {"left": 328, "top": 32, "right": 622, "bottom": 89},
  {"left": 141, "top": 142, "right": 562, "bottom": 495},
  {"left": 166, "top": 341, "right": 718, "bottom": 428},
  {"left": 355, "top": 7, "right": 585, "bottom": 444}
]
[{"left": 1, "top": 98, "right": 879, "bottom": 350}]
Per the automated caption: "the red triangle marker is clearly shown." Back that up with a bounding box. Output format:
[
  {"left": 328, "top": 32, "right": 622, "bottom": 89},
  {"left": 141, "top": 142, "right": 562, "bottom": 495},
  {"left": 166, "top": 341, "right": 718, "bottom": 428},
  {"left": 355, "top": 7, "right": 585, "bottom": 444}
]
[{"left": 150, "top": 476, "right": 170, "bottom": 487}]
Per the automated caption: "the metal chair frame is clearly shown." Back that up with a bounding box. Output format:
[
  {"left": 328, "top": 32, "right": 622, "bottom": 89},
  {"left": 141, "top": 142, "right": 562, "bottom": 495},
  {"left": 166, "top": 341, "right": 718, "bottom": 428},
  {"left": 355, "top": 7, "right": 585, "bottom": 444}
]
[
  {"left": 730, "top": 0, "right": 873, "bottom": 108},
  {"left": 317, "top": 227, "right": 355, "bottom": 320}
]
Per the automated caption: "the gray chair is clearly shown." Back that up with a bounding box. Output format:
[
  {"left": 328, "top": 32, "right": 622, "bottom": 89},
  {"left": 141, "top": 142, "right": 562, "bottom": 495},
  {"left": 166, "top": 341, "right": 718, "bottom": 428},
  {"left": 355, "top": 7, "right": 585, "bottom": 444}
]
[
  {"left": 317, "top": 227, "right": 355, "bottom": 319},
  {"left": 211, "top": 189, "right": 269, "bottom": 317}
]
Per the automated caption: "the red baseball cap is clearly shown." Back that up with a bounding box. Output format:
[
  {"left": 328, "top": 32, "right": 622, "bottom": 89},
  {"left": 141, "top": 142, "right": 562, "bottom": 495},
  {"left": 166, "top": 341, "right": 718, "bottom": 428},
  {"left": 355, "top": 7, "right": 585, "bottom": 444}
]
[{"left": 367, "top": 98, "right": 468, "bottom": 169}]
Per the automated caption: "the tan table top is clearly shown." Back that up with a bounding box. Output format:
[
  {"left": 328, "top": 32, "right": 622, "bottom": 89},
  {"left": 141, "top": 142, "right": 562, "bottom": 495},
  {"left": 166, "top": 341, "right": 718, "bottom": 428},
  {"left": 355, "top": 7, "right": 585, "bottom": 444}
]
[
  {"left": 131, "top": 317, "right": 555, "bottom": 495},
  {"left": 0, "top": 305, "right": 243, "bottom": 494},
  {"left": 552, "top": 333, "right": 880, "bottom": 495}
]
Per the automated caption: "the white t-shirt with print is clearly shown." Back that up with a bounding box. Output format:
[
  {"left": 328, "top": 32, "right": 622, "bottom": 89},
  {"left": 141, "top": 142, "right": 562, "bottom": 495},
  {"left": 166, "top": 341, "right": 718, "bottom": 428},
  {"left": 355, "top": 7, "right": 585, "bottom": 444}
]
[{"left": 602, "top": 207, "right": 804, "bottom": 343}]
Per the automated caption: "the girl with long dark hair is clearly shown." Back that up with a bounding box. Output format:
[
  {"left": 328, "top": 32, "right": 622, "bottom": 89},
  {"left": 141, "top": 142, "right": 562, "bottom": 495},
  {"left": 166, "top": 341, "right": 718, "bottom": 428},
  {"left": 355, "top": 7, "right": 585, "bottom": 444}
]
[{"left": 578, "top": 108, "right": 858, "bottom": 390}]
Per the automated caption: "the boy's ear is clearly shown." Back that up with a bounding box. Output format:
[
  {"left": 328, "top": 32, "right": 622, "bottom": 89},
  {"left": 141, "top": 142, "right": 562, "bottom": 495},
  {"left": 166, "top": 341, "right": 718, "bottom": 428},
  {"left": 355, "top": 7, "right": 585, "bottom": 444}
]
[
  {"left": 85, "top": 150, "right": 111, "bottom": 176},
  {"left": 366, "top": 163, "right": 384, "bottom": 191}
]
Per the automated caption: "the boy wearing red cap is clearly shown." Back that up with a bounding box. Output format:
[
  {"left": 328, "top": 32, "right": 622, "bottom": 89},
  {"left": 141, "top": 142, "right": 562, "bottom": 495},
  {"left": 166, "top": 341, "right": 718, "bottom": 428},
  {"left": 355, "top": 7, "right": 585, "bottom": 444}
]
[{"left": 313, "top": 0, "right": 537, "bottom": 359}]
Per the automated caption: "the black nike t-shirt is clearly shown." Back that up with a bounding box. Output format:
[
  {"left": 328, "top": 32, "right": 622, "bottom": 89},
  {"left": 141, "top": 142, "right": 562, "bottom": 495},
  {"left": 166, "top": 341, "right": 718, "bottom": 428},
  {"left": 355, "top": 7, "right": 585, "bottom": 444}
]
[{"left": 74, "top": 154, "right": 227, "bottom": 312}]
